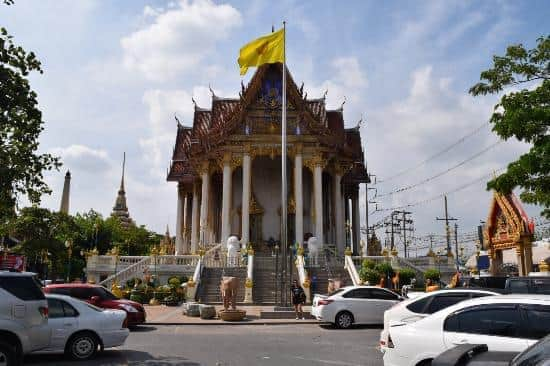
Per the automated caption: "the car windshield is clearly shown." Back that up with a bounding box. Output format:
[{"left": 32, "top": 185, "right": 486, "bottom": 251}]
[
  {"left": 510, "top": 335, "right": 550, "bottom": 366},
  {"left": 94, "top": 287, "right": 119, "bottom": 300}
]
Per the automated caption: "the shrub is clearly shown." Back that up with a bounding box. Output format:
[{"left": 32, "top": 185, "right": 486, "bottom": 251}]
[
  {"left": 424, "top": 268, "right": 441, "bottom": 282},
  {"left": 178, "top": 275, "right": 188, "bottom": 284},
  {"left": 361, "top": 259, "right": 376, "bottom": 270},
  {"left": 168, "top": 276, "right": 181, "bottom": 287},
  {"left": 375, "top": 262, "right": 395, "bottom": 277},
  {"left": 126, "top": 277, "right": 142, "bottom": 289},
  {"left": 398, "top": 268, "right": 416, "bottom": 285},
  {"left": 359, "top": 268, "right": 381, "bottom": 285}
]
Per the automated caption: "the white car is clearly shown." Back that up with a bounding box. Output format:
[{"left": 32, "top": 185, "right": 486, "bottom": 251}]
[
  {"left": 311, "top": 286, "right": 403, "bottom": 329},
  {"left": 32, "top": 294, "right": 130, "bottom": 360},
  {"left": 380, "top": 288, "right": 501, "bottom": 353},
  {"left": 383, "top": 295, "right": 550, "bottom": 366}
]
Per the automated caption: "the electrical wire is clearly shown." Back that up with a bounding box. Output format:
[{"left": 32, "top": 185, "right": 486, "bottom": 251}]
[
  {"left": 378, "top": 139, "right": 502, "bottom": 197},
  {"left": 378, "top": 121, "right": 491, "bottom": 183},
  {"left": 375, "top": 168, "right": 505, "bottom": 212}
]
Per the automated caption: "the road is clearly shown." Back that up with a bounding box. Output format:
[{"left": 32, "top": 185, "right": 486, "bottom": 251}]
[{"left": 25, "top": 324, "right": 384, "bottom": 366}]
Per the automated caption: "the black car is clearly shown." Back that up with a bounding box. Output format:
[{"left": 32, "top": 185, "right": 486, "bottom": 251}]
[{"left": 432, "top": 335, "right": 550, "bottom": 366}]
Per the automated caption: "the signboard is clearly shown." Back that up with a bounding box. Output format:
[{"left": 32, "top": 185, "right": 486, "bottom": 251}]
[
  {"left": 0, "top": 254, "right": 26, "bottom": 271},
  {"left": 477, "top": 254, "right": 490, "bottom": 270}
]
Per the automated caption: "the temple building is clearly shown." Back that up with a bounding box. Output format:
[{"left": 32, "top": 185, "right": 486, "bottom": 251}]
[
  {"left": 112, "top": 152, "right": 133, "bottom": 228},
  {"left": 167, "top": 64, "right": 369, "bottom": 256}
]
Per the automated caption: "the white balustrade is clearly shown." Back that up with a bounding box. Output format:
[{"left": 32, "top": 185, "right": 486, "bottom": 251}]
[
  {"left": 344, "top": 254, "right": 361, "bottom": 286},
  {"left": 99, "top": 256, "right": 151, "bottom": 288}
]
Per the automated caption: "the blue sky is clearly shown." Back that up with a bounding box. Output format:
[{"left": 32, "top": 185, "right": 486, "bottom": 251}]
[{"left": 4, "top": 0, "right": 548, "bottom": 253}]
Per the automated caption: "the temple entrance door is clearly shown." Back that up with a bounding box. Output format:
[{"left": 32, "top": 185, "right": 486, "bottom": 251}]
[{"left": 250, "top": 214, "right": 262, "bottom": 247}]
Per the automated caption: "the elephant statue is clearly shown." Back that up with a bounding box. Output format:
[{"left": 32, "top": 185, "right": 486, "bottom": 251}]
[
  {"left": 227, "top": 236, "right": 240, "bottom": 267},
  {"left": 220, "top": 276, "right": 239, "bottom": 310},
  {"left": 308, "top": 236, "right": 321, "bottom": 266}
]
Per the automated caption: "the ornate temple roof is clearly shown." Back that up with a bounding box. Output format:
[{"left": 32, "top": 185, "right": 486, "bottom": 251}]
[{"left": 167, "top": 63, "right": 368, "bottom": 183}]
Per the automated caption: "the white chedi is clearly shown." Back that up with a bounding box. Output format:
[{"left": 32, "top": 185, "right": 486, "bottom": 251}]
[
  {"left": 227, "top": 236, "right": 240, "bottom": 267},
  {"left": 308, "top": 236, "right": 322, "bottom": 266}
]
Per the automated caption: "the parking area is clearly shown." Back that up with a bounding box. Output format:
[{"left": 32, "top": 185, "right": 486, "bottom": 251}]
[{"left": 25, "top": 324, "right": 384, "bottom": 366}]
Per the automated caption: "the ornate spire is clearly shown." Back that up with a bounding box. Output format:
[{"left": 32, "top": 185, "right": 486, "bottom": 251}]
[{"left": 112, "top": 152, "right": 132, "bottom": 227}]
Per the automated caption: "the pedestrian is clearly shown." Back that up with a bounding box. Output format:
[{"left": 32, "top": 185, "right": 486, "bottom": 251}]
[{"left": 291, "top": 279, "right": 306, "bottom": 320}]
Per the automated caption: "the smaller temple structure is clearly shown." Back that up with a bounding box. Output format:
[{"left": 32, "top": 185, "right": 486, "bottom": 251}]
[
  {"left": 159, "top": 225, "right": 175, "bottom": 255},
  {"left": 484, "top": 190, "right": 535, "bottom": 276},
  {"left": 112, "top": 152, "right": 133, "bottom": 227}
]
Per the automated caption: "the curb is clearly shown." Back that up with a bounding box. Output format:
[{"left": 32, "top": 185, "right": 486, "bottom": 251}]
[{"left": 144, "top": 321, "right": 321, "bottom": 326}]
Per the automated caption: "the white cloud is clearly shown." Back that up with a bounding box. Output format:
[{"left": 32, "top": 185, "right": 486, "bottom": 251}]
[
  {"left": 49, "top": 144, "right": 110, "bottom": 172},
  {"left": 121, "top": 0, "right": 242, "bottom": 81}
]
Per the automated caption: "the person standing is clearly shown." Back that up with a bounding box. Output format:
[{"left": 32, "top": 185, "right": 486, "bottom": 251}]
[{"left": 291, "top": 280, "right": 306, "bottom": 320}]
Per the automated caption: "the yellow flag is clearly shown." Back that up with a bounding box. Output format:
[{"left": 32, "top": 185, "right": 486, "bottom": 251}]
[{"left": 238, "top": 28, "right": 284, "bottom": 75}]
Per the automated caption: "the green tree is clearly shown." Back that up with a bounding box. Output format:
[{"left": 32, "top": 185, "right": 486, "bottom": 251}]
[
  {"left": 469, "top": 36, "right": 549, "bottom": 218},
  {"left": 0, "top": 8, "right": 61, "bottom": 229}
]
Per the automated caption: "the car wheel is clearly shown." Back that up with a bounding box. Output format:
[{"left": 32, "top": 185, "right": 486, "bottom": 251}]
[
  {"left": 66, "top": 332, "right": 98, "bottom": 360},
  {"left": 335, "top": 311, "right": 354, "bottom": 329},
  {"left": 0, "top": 342, "right": 16, "bottom": 366}
]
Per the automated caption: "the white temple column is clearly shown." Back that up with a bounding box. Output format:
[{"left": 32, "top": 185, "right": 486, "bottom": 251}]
[
  {"left": 175, "top": 184, "right": 184, "bottom": 255},
  {"left": 333, "top": 171, "right": 344, "bottom": 254},
  {"left": 199, "top": 162, "right": 210, "bottom": 246},
  {"left": 294, "top": 151, "right": 303, "bottom": 247},
  {"left": 182, "top": 193, "right": 190, "bottom": 254},
  {"left": 241, "top": 152, "right": 251, "bottom": 248},
  {"left": 221, "top": 153, "right": 232, "bottom": 245},
  {"left": 314, "top": 163, "right": 324, "bottom": 245},
  {"left": 190, "top": 183, "right": 199, "bottom": 253},
  {"left": 352, "top": 187, "right": 360, "bottom": 255}
]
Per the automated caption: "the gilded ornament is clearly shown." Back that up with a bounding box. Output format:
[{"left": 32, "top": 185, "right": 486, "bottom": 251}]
[
  {"left": 302, "top": 279, "right": 310, "bottom": 288},
  {"left": 245, "top": 278, "right": 253, "bottom": 288},
  {"left": 539, "top": 260, "right": 549, "bottom": 273},
  {"left": 344, "top": 247, "right": 352, "bottom": 256},
  {"left": 187, "top": 279, "right": 196, "bottom": 288},
  {"left": 296, "top": 247, "right": 304, "bottom": 256}
]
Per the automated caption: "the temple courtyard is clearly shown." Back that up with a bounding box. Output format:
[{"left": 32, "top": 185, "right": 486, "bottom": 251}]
[{"left": 26, "top": 324, "right": 382, "bottom": 366}]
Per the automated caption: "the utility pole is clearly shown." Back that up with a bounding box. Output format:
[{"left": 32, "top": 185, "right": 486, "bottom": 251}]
[
  {"left": 436, "top": 195, "right": 458, "bottom": 256},
  {"left": 454, "top": 223, "right": 459, "bottom": 271},
  {"left": 398, "top": 211, "right": 413, "bottom": 258}
]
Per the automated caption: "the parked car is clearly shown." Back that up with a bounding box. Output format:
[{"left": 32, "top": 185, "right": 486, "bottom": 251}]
[
  {"left": 311, "top": 286, "right": 403, "bottom": 329},
  {"left": 505, "top": 277, "right": 550, "bottom": 295},
  {"left": 0, "top": 271, "right": 50, "bottom": 366},
  {"left": 380, "top": 288, "right": 502, "bottom": 353},
  {"left": 44, "top": 283, "right": 146, "bottom": 326},
  {"left": 32, "top": 294, "right": 129, "bottom": 360},
  {"left": 383, "top": 295, "right": 550, "bottom": 366},
  {"left": 432, "top": 334, "right": 550, "bottom": 366},
  {"left": 460, "top": 276, "right": 508, "bottom": 289}
]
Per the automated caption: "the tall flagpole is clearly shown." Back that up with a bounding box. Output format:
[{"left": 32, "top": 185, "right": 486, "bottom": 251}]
[{"left": 280, "top": 20, "right": 288, "bottom": 306}]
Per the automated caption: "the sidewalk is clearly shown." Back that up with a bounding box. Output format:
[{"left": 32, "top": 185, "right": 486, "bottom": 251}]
[{"left": 143, "top": 304, "right": 320, "bottom": 325}]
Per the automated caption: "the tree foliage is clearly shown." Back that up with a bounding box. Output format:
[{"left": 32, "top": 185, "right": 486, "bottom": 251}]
[
  {"left": 470, "top": 36, "right": 549, "bottom": 218},
  {"left": 1, "top": 6, "right": 61, "bottom": 228}
]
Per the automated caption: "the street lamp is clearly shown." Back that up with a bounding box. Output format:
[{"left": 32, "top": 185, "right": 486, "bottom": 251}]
[
  {"left": 65, "top": 240, "right": 73, "bottom": 282},
  {"left": 150, "top": 246, "right": 159, "bottom": 286},
  {"left": 110, "top": 246, "right": 120, "bottom": 277}
]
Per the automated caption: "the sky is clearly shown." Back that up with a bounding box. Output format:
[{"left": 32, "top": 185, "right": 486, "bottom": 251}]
[{"left": 3, "top": 0, "right": 548, "bottom": 254}]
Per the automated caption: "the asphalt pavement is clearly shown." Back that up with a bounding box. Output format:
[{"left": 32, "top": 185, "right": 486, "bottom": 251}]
[{"left": 25, "top": 324, "right": 384, "bottom": 366}]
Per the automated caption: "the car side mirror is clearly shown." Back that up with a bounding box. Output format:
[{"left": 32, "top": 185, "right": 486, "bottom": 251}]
[{"left": 90, "top": 296, "right": 101, "bottom": 304}]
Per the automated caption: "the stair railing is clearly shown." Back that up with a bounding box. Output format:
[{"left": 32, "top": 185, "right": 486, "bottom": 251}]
[
  {"left": 244, "top": 249, "right": 254, "bottom": 303},
  {"left": 186, "top": 257, "right": 203, "bottom": 302},
  {"left": 344, "top": 251, "right": 361, "bottom": 286},
  {"left": 296, "top": 248, "right": 311, "bottom": 303},
  {"left": 99, "top": 256, "right": 151, "bottom": 288}
]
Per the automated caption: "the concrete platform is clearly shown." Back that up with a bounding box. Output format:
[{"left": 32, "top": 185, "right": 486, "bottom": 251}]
[{"left": 143, "top": 304, "right": 320, "bottom": 325}]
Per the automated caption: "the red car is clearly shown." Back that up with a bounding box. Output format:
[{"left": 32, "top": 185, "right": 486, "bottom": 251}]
[{"left": 44, "top": 283, "right": 146, "bottom": 326}]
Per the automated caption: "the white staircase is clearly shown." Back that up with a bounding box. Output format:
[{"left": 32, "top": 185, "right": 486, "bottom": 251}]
[{"left": 99, "top": 256, "right": 151, "bottom": 288}]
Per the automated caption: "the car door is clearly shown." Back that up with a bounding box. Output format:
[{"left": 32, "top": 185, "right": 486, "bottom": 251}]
[
  {"left": 367, "top": 288, "right": 400, "bottom": 323},
  {"left": 519, "top": 304, "right": 550, "bottom": 346},
  {"left": 46, "top": 298, "right": 79, "bottom": 350},
  {"left": 340, "top": 289, "right": 371, "bottom": 324},
  {"left": 443, "top": 304, "right": 529, "bottom": 352}
]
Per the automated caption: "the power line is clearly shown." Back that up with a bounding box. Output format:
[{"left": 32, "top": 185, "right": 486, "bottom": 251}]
[
  {"left": 378, "top": 139, "right": 502, "bottom": 197},
  {"left": 378, "top": 121, "right": 490, "bottom": 183},
  {"left": 375, "top": 168, "right": 504, "bottom": 212}
]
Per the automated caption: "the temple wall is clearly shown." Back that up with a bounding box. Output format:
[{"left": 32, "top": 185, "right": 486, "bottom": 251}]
[{"left": 253, "top": 156, "right": 282, "bottom": 241}]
